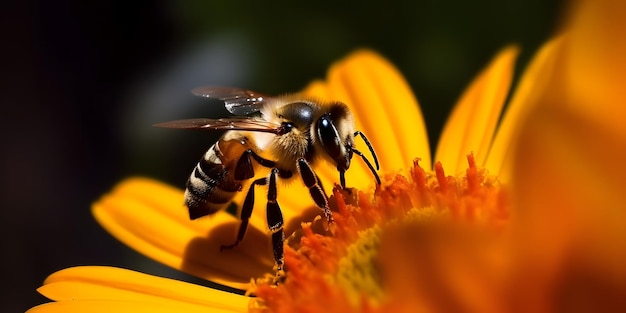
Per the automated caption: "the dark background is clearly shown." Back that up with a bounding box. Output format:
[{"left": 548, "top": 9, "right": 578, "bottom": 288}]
[{"left": 3, "top": 1, "right": 562, "bottom": 312}]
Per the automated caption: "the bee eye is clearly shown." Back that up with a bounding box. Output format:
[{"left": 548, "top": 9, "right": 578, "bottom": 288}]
[
  {"left": 279, "top": 122, "right": 294, "bottom": 135},
  {"left": 317, "top": 115, "right": 342, "bottom": 160}
]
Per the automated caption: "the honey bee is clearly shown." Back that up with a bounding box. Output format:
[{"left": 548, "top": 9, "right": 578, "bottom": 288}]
[{"left": 155, "top": 87, "right": 380, "bottom": 275}]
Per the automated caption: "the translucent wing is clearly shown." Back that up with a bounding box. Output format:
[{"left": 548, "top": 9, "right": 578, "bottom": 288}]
[
  {"left": 191, "top": 87, "right": 272, "bottom": 116},
  {"left": 154, "top": 118, "right": 282, "bottom": 134}
]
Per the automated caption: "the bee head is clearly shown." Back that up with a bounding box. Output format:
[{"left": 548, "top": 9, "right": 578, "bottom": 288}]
[
  {"left": 316, "top": 113, "right": 353, "bottom": 171},
  {"left": 316, "top": 103, "right": 380, "bottom": 188}
]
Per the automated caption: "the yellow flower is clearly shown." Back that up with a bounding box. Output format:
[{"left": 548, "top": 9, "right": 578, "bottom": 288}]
[{"left": 28, "top": 0, "right": 626, "bottom": 311}]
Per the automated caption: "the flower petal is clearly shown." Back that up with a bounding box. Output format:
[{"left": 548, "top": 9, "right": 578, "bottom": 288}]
[
  {"left": 484, "top": 38, "right": 562, "bottom": 182},
  {"left": 32, "top": 266, "right": 248, "bottom": 313},
  {"left": 378, "top": 220, "right": 509, "bottom": 313},
  {"left": 561, "top": 0, "right": 626, "bottom": 138},
  {"left": 512, "top": 105, "right": 626, "bottom": 310},
  {"left": 28, "top": 301, "right": 239, "bottom": 313},
  {"left": 302, "top": 49, "right": 431, "bottom": 176},
  {"left": 435, "top": 46, "right": 518, "bottom": 174},
  {"left": 511, "top": 0, "right": 626, "bottom": 308},
  {"left": 93, "top": 178, "right": 275, "bottom": 290}
]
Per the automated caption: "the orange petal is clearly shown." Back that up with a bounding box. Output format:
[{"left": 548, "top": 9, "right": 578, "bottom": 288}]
[
  {"left": 511, "top": 0, "right": 626, "bottom": 309},
  {"left": 32, "top": 266, "right": 248, "bottom": 313},
  {"left": 435, "top": 46, "right": 518, "bottom": 174},
  {"left": 92, "top": 178, "right": 274, "bottom": 290},
  {"left": 560, "top": 0, "right": 626, "bottom": 138},
  {"left": 511, "top": 102, "right": 626, "bottom": 311},
  {"left": 485, "top": 38, "right": 563, "bottom": 182},
  {"left": 379, "top": 221, "right": 508, "bottom": 313}
]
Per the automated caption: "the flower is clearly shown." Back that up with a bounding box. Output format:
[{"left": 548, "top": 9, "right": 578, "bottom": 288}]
[{"left": 29, "top": 0, "right": 626, "bottom": 311}]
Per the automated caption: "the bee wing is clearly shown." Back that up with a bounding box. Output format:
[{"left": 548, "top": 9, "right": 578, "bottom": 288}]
[
  {"left": 154, "top": 118, "right": 282, "bottom": 134},
  {"left": 191, "top": 87, "right": 272, "bottom": 116}
]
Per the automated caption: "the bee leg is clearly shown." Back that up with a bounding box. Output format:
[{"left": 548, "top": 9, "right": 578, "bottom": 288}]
[
  {"left": 220, "top": 176, "right": 267, "bottom": 251},
  {"left": 297, "top": 158, "right": 333, "bottom": 223},
  {"left": 221, "top": 149, "right": 273, "bottom": 250},
  {"left": 267, "top": 168, "right": 285, "bottom": 275},
  {"left": 220, "top": 168, "right": 286, "bottom": 278},
  {"left": 247, "top": 149, "right": 276, "bottom": 168},
  {"left": 234, "top": 149, "right": 276, "bottom": 180}
]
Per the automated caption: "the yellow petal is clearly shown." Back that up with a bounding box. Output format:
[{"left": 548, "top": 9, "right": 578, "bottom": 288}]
[
  {"left": 33, "top": 266, "right": 247, "bottom": 313},
  {"left": 93, "top": 178, "right": 274, "bottom": 290},
  {"left": 511, "top": 0, "right": 626, "bottom": 308},
  {"left": 28, "top": 301, "right": 239, "bottom": 313},
  {"left": 484, "top": 38, "right": 563, "bottom": 182},
  {"left": 435, "top": 46, "right": 519, "bottom": 174},
  {"left": 302, "top": 49, "right": 431, "bottom": 175},
  {"left": 561, "top": 0, "right": 626, "bottom": 138}
]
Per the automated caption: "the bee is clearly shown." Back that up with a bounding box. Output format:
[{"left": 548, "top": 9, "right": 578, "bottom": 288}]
[{"left": 155, "top": 87, "right": 380, "bottom": 275}]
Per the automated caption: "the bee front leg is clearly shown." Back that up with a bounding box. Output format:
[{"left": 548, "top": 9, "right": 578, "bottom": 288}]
[{"left": 297, "top": 158, "right": 333, "bottom": 224}]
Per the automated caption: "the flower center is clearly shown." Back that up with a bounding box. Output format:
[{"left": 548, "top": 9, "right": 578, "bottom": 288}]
[
  {"left": 250, "top": 153, "right": 509, "bottom": 312},
  {"left": 335, "top": 204, "right": 446, "bottom": 306},
  {"left": 336, "top": 225, "right": 383, "bottom": 304}
]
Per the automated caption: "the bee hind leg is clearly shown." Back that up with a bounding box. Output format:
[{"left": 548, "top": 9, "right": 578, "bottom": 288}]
[
  {"left": 222, "top": 148, "right": 278, "bottom": 250},
  {"left": 220, "top": 168, "right": 287, "bottom": 279},
  {"left": 219, "top": 176, "right": 267, "bottom": 252}
]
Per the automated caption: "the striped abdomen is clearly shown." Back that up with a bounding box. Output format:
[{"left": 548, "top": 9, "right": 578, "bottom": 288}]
[{"left": 185, "top": 134, "right": 253, "bottom": 219}]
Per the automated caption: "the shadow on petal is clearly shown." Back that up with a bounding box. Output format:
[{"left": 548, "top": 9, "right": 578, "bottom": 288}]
[
  {"left": 182, "top": 220, "right": 274, "bottom": 288},
  {"left": 181, "top": 204, "right": 324, "bottom": 289}
]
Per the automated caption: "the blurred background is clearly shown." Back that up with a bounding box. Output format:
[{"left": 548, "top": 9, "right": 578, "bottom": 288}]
[{"left": 3, "top": 1, "right": 562, "bottom": 311}]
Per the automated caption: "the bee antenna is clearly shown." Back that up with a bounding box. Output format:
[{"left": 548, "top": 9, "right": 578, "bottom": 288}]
[
  {"left": 352, "top": 148, "right": 381, "bottom": 185},
  {"left": 354, "top": 131, "right": 379, "bottom": 170}
]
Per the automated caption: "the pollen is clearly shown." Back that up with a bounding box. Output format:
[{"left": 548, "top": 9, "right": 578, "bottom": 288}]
[{"left": 250, "top": 153, "right": 510, "bottom": 312}]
